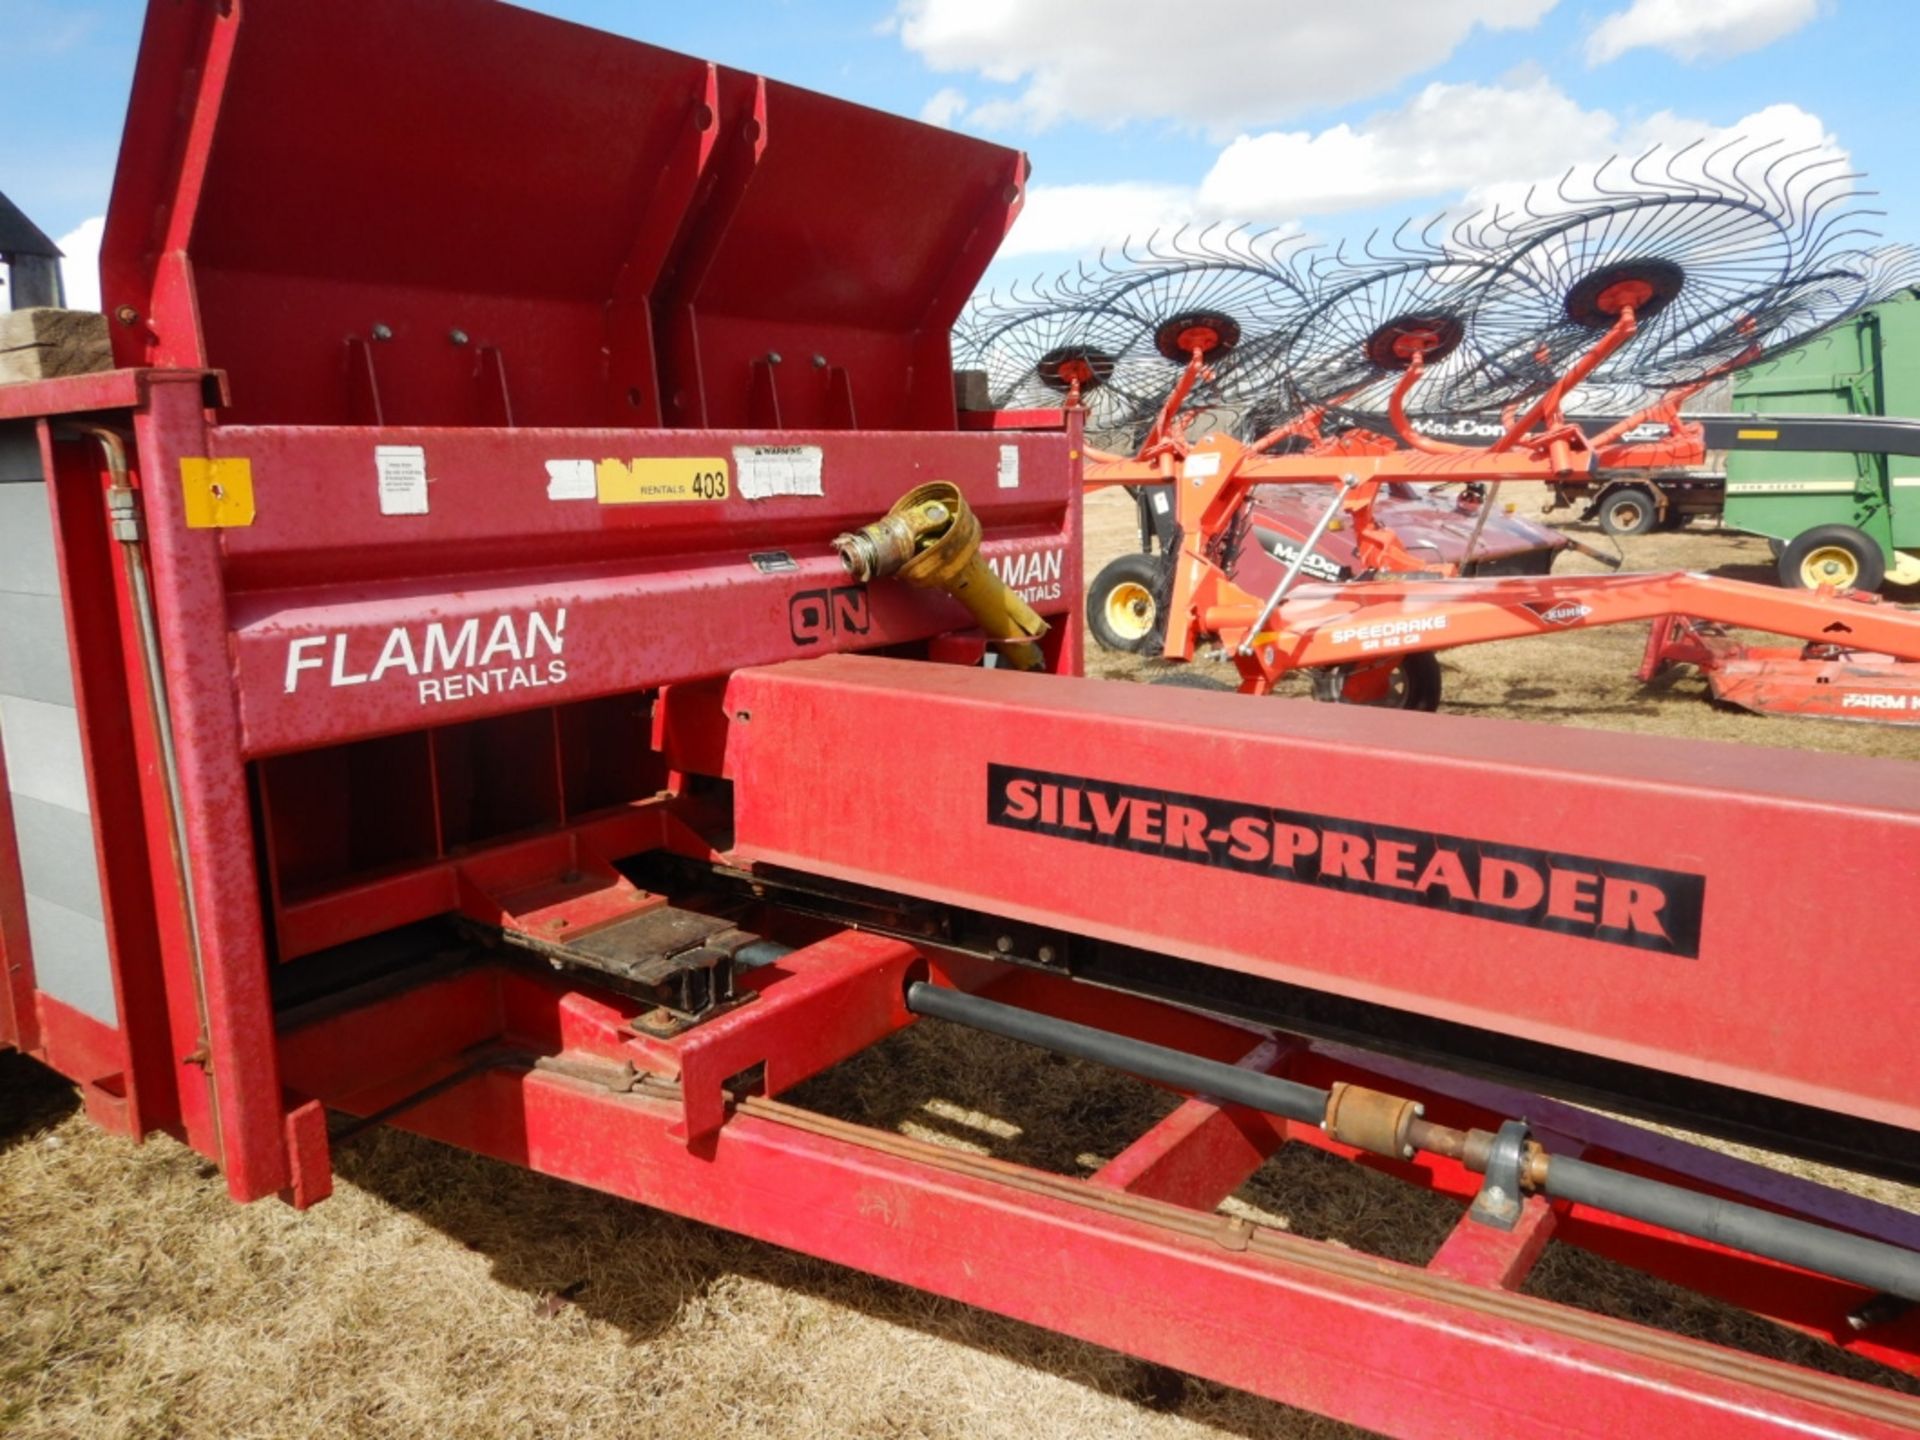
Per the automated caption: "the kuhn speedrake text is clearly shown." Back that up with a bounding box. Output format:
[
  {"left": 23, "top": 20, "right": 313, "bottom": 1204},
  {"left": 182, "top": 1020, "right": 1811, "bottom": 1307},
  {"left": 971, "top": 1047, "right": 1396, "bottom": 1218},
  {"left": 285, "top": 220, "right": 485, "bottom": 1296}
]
[
  {"left": 959, "top": 149, "right": 1920, "bottom": 720},
  {"left": 4, "top": 4, "right": 1920, "bottom": 1437}
]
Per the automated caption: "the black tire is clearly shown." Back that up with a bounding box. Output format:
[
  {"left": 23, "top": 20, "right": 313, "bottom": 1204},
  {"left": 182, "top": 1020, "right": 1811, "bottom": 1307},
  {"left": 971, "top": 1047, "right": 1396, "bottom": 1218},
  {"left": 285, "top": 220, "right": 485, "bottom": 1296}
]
[
  {"left": 1307, "top": 651, "right": 1443, "bottom": 711},
  {"left": 1597, "top": 485, "right": 1659, "bottom": 536},
  {"left": 1087, "top": 552, "right": 1169, "bottom": 653},
  {"left": 1778, "top": 524, "right": 1885, "bottom": 593},
  {"left": 1146, "top": 668, "right": 1236, "bottom": 692}
]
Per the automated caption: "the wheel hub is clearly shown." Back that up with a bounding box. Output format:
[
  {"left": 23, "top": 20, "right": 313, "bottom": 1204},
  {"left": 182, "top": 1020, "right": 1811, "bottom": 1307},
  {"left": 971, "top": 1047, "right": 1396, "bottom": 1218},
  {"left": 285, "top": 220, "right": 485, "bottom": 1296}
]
[
  {"left": 1105, "top": 581, "right": 1158, "bottom": 642},
  {"left": 1801, "top": 545, "right": 1860, "bottom": 588}
]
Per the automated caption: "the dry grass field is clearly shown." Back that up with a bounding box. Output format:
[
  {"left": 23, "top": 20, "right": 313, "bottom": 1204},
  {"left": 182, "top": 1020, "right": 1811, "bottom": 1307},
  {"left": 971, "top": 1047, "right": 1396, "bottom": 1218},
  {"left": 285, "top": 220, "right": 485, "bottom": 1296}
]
[{"left": 3, "top": 493, "right": 1917, "bottom": 1439}]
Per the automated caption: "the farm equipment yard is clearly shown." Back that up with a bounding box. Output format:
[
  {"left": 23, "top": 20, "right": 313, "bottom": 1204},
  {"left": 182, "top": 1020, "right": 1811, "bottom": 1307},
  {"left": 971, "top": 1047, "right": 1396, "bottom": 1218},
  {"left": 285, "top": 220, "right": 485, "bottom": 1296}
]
[
  {"left": 3, "top": 495, "right": 1916, "bottom": 1440},
  {"left": 6, "top": 2, "right": 1920, "bottom": 1438}
]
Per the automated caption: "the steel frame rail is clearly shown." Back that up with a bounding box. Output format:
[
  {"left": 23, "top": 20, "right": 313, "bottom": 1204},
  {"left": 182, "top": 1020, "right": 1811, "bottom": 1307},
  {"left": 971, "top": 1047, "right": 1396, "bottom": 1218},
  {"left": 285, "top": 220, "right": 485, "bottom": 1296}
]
[{"left": 275, "top": 940, "right": 1920, "bottom": 1438}]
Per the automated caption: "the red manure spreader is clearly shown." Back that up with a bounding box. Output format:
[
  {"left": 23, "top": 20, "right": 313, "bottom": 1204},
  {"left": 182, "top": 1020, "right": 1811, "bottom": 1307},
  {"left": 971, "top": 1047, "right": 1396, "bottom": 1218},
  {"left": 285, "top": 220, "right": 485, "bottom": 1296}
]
[{"left": 3, "top": 4, "right": 1919, "bottom": 1436}]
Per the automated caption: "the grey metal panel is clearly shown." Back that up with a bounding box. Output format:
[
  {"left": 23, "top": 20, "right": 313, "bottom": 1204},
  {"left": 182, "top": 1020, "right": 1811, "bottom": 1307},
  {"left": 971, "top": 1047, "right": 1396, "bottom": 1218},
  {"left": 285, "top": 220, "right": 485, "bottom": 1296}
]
[
  {"left": 0, "top": 693, "right": 91, "bottom": 814},
  {"left": 0, "top": 423, "right": 43, "bottom": 483},
  {"left": 11, "top": 794, "right": 102, "bottom": 921},
  {"left": 0, "top": 455, "right": 116, "bottom": 1028},
  {"left": 0, "top": 591, "right": 75, "bottom": 706},
  {"left": 22, "top": 894, "right": 115, "bottom": 1024},
  {"left": 0, "top": 483, "right": 59, "bottom": 597}
]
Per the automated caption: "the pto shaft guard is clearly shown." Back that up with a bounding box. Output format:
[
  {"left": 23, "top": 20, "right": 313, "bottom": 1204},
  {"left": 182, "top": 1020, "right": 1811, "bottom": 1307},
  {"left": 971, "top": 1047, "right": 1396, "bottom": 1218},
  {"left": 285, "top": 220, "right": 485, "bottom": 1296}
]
[{"left": 835, "top": 482, "right": 1050, "bottom": 669}]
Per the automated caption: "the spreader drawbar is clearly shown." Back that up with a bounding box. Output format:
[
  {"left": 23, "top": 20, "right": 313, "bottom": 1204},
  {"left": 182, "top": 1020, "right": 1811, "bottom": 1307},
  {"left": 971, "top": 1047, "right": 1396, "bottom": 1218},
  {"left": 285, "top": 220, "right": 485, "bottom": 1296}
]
[{"left": 904, "top": 982, "right": 1920, "bottom": 1305}]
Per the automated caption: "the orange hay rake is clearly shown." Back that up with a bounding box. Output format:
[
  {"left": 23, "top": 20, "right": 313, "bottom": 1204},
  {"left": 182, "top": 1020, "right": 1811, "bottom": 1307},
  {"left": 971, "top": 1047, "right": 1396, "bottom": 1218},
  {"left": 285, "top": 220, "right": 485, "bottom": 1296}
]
[
  {"left": 961, "top": 156, "right": 1920, "bottom": 720},
  {"left": 1086, "top": 328, "right": 1920, "bottom": 718}
]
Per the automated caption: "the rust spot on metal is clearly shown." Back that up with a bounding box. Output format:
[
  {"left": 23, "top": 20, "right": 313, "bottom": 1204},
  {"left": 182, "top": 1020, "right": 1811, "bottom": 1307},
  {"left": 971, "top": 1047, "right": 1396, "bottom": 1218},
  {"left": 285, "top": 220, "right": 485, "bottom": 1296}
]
[{"left": 1323, "top": 1081, "right": 1421, "bottom": 1159}]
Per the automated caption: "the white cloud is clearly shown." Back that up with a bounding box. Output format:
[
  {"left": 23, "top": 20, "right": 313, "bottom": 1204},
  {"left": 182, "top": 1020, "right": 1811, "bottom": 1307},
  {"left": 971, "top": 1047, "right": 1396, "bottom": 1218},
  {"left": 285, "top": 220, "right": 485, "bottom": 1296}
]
[
  {"left": 1198, "top": 78, "right": 1617, "bottom": 220},
  {"left": 55, "top": 216, "right": 104, "bottom": 312},
  {"left": 895, "top": 0, "right": 1560, "bottom": 133},
  {"left": 994, "top": 80, "right": 1846, "bottom": 263},
  {"left": 14, "top": 1, "right": 100, "bottom": 56},
  {"left": 1000, "top": 182, "right": 1197, "bottom": 259},
  {"left": 1459, "top": 101, "right": 1843, "bottom": 221},
  {"left": 1586, "top": 0, "right": 1821, "bottom": 65},
  {"left": 919, "top": 87, "right": 968, "bottom": 128}
]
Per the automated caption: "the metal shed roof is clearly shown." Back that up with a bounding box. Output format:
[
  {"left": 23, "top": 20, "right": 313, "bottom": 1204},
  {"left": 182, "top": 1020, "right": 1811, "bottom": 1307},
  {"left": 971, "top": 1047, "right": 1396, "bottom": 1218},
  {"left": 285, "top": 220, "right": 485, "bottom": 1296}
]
[{"left": 0, "top": 191, "right": 62, "bottom": 258}]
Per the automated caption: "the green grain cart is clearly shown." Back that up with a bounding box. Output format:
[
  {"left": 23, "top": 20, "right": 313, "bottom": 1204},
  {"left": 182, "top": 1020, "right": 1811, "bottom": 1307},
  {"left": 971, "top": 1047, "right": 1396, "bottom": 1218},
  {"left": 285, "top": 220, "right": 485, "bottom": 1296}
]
[{"left": 1726, "top": 288, "right": 1920, "bottom": 590}]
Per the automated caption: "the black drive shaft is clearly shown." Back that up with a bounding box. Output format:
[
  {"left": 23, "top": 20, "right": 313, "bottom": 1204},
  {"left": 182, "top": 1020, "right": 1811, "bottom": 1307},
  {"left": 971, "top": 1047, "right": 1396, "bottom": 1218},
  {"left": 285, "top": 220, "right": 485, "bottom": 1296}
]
[{"left": 905, "top": 981, "right": 1920, "bottom": 1305}]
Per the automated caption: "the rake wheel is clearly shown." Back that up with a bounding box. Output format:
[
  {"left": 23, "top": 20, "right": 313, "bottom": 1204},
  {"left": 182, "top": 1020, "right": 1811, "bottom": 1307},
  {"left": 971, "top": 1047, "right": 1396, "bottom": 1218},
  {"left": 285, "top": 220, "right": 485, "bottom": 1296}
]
[{"left": 957, "top": 139, "right": 1913, "bottom": 446}]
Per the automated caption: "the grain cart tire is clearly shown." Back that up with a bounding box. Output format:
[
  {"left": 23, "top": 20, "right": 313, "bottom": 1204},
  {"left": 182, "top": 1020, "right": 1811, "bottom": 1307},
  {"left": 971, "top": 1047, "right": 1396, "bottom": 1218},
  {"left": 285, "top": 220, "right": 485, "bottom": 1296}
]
[
  {"left": 1779, "top": 524, "right": 1885, "bottom": 593},
  {"left": 1598, "top": 484, "right": 1659, "bottom": 536},
  {"left": 1088, "top": 552, "right": 1170, "bottom": 653},
  {"left": 1308, "top": 652, "right": 1443, "bottom": 711}
]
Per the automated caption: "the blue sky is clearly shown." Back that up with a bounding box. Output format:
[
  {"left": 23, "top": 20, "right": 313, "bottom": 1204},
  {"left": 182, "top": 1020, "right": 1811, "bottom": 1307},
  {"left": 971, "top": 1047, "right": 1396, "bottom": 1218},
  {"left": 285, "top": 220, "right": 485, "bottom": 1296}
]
[{"left": 4, "top": 0, "right": 1916, "bottom": 306}]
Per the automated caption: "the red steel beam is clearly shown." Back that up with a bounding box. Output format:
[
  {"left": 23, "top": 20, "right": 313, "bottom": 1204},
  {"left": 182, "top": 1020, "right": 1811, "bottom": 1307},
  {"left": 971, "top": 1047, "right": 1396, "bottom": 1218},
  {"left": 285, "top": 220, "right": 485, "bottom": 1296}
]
[
  {"left": 271, "top": 906, "right": 1920, "bottom": 1403},
  {"left": 312, "top": 1054, "right": 1920, "bottom": 1439},
  {"left": 1427, "top": 1193, "right": 1569, "bottom": 1290},
  {"left": 1089, "top": 1036, "right": 1295, "bottom": 1209},
  {"left": 127, "top": 375, "right": 291, "bottom": 1200}
]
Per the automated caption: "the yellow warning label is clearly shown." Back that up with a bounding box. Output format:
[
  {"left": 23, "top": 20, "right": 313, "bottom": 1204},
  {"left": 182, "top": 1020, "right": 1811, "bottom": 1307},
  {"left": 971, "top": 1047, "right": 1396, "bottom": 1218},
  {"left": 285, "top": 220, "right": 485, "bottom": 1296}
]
[
  {"left": 595, "top": 458, "right": 730, "bottom": 505},
  {"left": 1735, "top": 428, "right": 1780, "bottom": 441},
  {"left": 179, "top": 457, "right": 256, "bottom": 528}
]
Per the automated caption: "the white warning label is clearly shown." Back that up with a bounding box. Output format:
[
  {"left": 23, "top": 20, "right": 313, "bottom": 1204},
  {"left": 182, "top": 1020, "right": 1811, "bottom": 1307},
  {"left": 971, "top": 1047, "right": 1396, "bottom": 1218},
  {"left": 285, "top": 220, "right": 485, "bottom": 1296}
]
[
  {"left": 734, "top": 445, "right": 824, "bottom": 500},
  {"left": 998, "top": 444, "right": 1020, "bottom": 489},
  {"left": 375, "top": 445, "right": 430, "bottom": 515},
  {"left": 544, "top": 459, "right": 597, "bottom": 501}
]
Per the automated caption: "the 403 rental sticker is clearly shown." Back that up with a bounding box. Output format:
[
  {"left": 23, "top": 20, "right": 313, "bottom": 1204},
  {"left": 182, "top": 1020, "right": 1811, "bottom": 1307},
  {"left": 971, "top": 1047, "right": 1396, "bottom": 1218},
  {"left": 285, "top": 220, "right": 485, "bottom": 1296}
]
[{"left": 544, "top": 457, "right": 731, "bottom": 504}]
